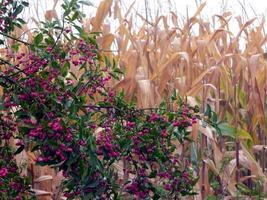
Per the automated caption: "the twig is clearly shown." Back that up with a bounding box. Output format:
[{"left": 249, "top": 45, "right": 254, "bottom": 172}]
[
  {"left": 51, "top": 18, "right": 65, "bottom": 52},
  {"left": 99, "top": 49, "right": 119, "bottom": 52},
  {"left": 0, "top": 31, "right": 31, "bottom": 46},
  {"left": 85, "top": 105, "right": 172, "bottom": 115},
  {"left": 0, "top": 57, "right": 28, "bottom": 74}
]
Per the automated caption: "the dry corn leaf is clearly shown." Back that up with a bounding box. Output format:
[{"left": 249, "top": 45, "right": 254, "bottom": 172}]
[
  {"left": 45, "top": 10, "right": 58, "bottom": 21},
  {"left": 91, "top": 0, "right": 113, "bottom": 32},
  {"left": 151, "top": 52, "right": 189, "bottom": 80}
]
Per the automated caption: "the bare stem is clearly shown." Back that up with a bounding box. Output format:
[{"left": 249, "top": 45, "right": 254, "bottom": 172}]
[{"left": 0, "top": 31, "right": 31, "bottom": 46}]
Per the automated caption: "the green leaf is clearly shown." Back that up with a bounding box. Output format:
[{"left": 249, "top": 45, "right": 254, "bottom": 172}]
[
  {"left": 61, "top": 62, "right": 70, "bottom": 77},
  {"left": 17, "top": 18, "right": 26, "bottom": 24},
  {"left": 88, "top": 36, "right": 98, "bottom": 47},
  {"left": 171, "top": 89, "right": 177, "bottom": 101},
  {"left": 51, "top": 61, "right": 60, "bottom": 69},
  {"left": 69, "top": 71, "right": 78, "bottom": 80},
  {"left": 71, "top": 11, "right": 80, "bottom": 21},
  {"left": 109, "top": 71, "right": 119, "bottom": 80},
  {"left": 79, "top": 0, "right": 93, "bottom": 6},
  {"left": 104, "top": 56, "right": 111, "bottom": 67},
  {"left": 11, "top": 43, "right": 20, "bottom": 52},
  {"left": 218, "top": 123, "right": 253, "bottom": 141},
  {"left": 14, "top": 145, "right": 24, "bottom": 155},
  {"left": 114, "top": 67, "right": 123, "bottom": 74},
  {"left": 74, "top": 25, "right": 83, "bottom": 33},
  {"left": 31, "top": 144, "right": 40, "bottom": 152},
  {"left": 33, "top": 33, "right": 43, "bottom": 46},
  {"left": 204, "top": 104, "right": 212, "bottom": 118},
  {"left": 207, "top": 196, "right": 217, "bottom": 200},
  {"left": 237, "top": 128, "right": 253, "bottom": 141},
  {"left": 21, "top": 1, "right": 29, "bottom": 7},
  {"left": 211, "top": 111, "right": 218, "bottom": 123},
  {"left": 44, "top": 37, "right": 55, "bottom": 45},
  {"left": 236, "top": 182, "right": 251, "bottom": 194},
  {"left": 149, "top": 170, "right": 157, "bottom": 178},
  {"left": 13, "top": 5, "right": 24, "bottom": 17}
]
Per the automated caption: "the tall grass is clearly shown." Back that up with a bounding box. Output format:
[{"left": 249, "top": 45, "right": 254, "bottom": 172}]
[
  {"left": 3, "top": 0, "right": 267, "bottom": 199},
  {"left": 98, "top": 0, "right": 267, "bottom": 198}
]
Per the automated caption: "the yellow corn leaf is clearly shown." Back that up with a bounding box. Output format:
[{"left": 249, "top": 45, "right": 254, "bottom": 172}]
[{"left": 91, "top": 0, "right": 113, "bottom": 32}]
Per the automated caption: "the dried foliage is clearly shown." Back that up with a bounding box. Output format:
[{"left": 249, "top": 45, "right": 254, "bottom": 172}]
[
  {"left": 2, "top": 0, "right": 267, "bottom": 199},
  {"left": 90, "top": 0, "right": 267, "bottom": 198}
]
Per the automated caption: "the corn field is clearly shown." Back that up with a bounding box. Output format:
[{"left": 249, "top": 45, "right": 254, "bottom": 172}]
[{"left": 1, "top": 0, "right": 267, "bottom": 199}]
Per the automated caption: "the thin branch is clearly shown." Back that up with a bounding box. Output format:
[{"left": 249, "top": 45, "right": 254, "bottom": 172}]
[
  {"left": 0, "top": 57, "right": 12, "bottom": 65},
  {"left": 0, "top": 57, "right": 31, "bottom": 76},
  {"left": 99, "top": 49, "right": 119, "bottom": 52},
  {"left": 84, "top": 105, "right": 169, "bottom": 114},
  {"left": 0, "top": 31, "right": 31, "bottom": 46},
  {"left": 51, "top": 18, "right": 65, "bottom": 52}
]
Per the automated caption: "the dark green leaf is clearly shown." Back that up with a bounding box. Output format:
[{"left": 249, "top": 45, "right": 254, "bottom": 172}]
[
  {"left": 21, "top": 1, "right": 29, "bottom": 6},
  {"left": 204, "top": 104, "right": 212, "bottom": 118},
  {"left": 79, "top": 0, "right": 93, "bottom": 6},
  {"left": 14, "top": 145, "right": 24, "bottom": 155},
  {"left": 13, "top": 5, "right": 24, "bottom": 17},
  {"left": 61, "top": 62, "right": 70, "bottom": 77},
  {"left": 71, "top": 11, "right": 80, "bottom": 21},
  {"left": 33, "top": 33, "right": 43, "bottom": 46}
]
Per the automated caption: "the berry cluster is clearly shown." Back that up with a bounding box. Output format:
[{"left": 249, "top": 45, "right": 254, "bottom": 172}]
[
  {"left": 93, "top": 98, "right": 199, "bottom": 199},
  {"left": 0, "top": 146, "right": 31, "bottom": 200},
  {"left": 0, "top": 0, "right": 28, "bottom": 33}
]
